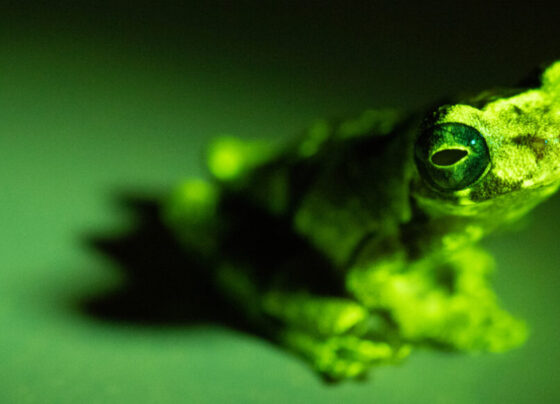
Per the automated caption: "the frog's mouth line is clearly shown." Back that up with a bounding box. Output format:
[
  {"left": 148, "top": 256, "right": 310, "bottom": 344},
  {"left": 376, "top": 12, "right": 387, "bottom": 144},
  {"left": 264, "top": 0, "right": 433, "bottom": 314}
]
[{"left": 413, "top": 175, "right": 560, "bottom": 215}]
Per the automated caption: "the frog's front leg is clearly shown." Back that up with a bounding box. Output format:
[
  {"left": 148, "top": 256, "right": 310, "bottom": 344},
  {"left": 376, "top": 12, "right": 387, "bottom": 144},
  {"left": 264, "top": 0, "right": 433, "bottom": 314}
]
[
  {"left": 347, "top": 246, "right": 528, "bottom": 352},
  {"left": 262, "top": 292, "right": 370, "bottom": 336},
  {"left": 260, "top": 291, "right": 409, "bottom": 380}
]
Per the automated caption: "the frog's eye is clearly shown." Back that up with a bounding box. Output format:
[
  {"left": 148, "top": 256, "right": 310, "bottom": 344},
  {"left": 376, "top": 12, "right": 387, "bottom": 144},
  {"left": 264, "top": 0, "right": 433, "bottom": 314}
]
[{"left": 414, "top": 123, "right": 490, "bottom": 191}]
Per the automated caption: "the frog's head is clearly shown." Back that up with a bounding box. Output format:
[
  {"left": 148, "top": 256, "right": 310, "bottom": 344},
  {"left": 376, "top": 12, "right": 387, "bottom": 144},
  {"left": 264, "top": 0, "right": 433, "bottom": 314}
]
[{"left": 413, "top": 61, "right": 560, "bottom": 222}]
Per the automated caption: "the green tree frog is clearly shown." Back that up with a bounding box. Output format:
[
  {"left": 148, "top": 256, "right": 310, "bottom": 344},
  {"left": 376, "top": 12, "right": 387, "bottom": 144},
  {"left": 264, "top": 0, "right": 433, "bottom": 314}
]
[{"left": 164, "top": 61, "right": 560, "bottom": 381}]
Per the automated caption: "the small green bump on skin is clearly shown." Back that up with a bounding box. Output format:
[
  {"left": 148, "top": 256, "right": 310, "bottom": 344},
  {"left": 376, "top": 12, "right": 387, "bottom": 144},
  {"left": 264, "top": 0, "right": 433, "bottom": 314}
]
[
  {"left": 164, "top": 179, "right": 218, "bottom": 224},
  {"left": 163, "top": 179, "right": 221, "bottom": 256},
  {"left": 207, "top": 137, "right": 247, "bottom": 181},
  {"left": 207, "top": 136, "right": 277, "bottom": 181},
  {"left": 298, "top": 119, "right": 331, "bottom": 157}
]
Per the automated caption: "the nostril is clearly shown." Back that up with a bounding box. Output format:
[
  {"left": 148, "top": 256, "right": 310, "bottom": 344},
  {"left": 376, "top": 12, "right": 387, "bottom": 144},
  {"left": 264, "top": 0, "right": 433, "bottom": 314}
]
[{"left": 430, "top": 149, "right": 468, "bottom": 166}]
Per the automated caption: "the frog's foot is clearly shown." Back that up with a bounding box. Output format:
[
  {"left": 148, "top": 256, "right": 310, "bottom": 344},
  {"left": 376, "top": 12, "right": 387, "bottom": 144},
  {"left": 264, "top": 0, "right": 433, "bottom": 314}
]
[
  {"left": 430, "top": 296, "right": 528, "bottom": 353},
  {"left": 411, "top": 247, "right": 528, "bottom": 352},
  {"left": 281, "top": 330, "right": 409, "bottom": 381},
  {"left": 347, "top": 246, "right": 528, "bottom": 353}
]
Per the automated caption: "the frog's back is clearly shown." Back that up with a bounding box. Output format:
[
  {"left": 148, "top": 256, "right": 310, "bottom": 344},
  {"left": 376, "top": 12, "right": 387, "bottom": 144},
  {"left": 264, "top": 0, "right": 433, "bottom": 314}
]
[{"left": 208, "top": 108, "right": 418, "bottom": 270}]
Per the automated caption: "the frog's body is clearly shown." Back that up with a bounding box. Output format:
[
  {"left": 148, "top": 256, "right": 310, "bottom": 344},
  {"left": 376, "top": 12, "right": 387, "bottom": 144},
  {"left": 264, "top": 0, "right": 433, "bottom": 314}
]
[{"left": 165, "top": 61, "right": 560, "bottom": 380}]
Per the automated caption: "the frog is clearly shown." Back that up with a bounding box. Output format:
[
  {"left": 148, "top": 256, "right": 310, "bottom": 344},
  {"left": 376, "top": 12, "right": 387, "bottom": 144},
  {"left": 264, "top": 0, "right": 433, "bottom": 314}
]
[{"left": 163, "top": 61, "right": 560, "bottom": 381}]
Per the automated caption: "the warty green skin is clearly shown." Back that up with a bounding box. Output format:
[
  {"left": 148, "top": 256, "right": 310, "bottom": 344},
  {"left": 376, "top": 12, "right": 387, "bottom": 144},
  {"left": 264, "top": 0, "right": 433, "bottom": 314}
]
[{"left": 165, "top": 61, "right": 560, "bottom": 381}]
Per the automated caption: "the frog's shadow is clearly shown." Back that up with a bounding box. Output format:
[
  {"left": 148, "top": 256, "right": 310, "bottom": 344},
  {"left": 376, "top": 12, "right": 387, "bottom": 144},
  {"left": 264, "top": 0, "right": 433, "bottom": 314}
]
[
  {"left": 81, "top": 196, "right": 256, "bottom": 334},
  {"left": 81, "top": 190, "right": 344, "bottom": 332},
  {"left": 79, "top": 195, "right": 462, "bottom": 382}
]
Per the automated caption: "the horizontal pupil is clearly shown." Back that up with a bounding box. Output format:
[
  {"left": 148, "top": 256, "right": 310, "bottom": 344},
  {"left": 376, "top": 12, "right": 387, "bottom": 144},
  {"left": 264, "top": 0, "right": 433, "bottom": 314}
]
[{"left": 431, "top": 148, "right": 468, "bottom": 166}]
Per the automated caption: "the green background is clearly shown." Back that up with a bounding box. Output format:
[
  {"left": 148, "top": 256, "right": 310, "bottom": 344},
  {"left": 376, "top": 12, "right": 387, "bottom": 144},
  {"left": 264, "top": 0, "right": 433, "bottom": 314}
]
[{"left": 1, "top": 2, "right": 560, "bottom": 403}]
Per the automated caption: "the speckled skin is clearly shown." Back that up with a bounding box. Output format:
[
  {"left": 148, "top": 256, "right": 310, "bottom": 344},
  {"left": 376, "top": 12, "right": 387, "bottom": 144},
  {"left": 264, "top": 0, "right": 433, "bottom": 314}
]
[{"left": 165, "top": 61, "right": 560, "bottom": 381}]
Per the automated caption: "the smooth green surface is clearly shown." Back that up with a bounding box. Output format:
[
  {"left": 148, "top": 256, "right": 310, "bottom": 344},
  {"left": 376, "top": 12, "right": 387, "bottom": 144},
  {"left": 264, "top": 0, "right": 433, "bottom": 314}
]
[{"left": 2, "top": 8, "right": 560, "bottom": 403}]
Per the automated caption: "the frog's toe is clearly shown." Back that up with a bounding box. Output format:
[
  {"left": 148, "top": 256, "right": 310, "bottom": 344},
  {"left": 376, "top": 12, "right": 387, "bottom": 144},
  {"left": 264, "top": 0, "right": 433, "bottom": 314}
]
[
  {"left": 315, "top": 337, "right": 407, "bottom": 380},
  {"left": 442, "top": 305, "right": 529, "bottom": 353},
  {"left": 282, "top": 329, "right": 406, "bottom": 381}
]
